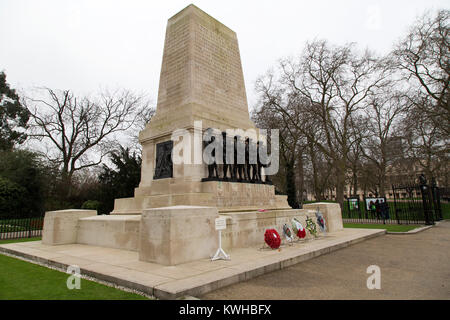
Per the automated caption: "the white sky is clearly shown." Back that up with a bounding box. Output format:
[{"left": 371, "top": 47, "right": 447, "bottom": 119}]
[{"left": 1, "top": 0, "right": 449, "bottom": 110}]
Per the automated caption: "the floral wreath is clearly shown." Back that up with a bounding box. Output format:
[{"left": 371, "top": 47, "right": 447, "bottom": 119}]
[
  {"left": 291, "top": 218, "right": 306, "bottom": 239},
  {"left": 283, "top": 224, "right": 293, "bottom": 242},
  {"left": 315, "top": 209, "right": 326, "bottom": 233},
  {"left": 264, "top": 229, "right": 281, "bottom": 249},
  {"left": 317, "top": 215, "right": 326, "bottom": 232},
  {"left": 305, "top": 217, "right": 317, "bottom": 237}
]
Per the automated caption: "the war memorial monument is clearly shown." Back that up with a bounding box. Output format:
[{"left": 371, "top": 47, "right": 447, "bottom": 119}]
[{"left": 0, "top": 4, "right": 384, "bottom": 299}]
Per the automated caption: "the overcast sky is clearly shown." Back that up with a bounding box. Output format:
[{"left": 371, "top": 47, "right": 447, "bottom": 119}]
[{"left": 1, "top": 0, "right": 449, "bottom": 109}]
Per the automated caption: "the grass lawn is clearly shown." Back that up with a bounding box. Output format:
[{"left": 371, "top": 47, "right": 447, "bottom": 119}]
[
  {"left": 0, "top": 238, "right": 149, "bottom": 300},
  {"left": 343, "top": 223, "right": 423, "bottom": 233},
  {"left": 442, "top": 202, "right": 450, "bottom": 219},
  {"left": 0, "top": 237, "right": 42, "bottom": 245}
]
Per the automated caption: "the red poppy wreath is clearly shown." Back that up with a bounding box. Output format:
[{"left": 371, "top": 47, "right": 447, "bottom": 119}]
[
  {"left": 264, "top": 229, "right": 281, "bottom": 249},
  {"left": 292, "top": 218, "right": 306, "bottom": 239}
]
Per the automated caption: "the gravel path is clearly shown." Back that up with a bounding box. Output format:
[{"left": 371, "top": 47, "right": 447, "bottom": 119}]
[{"left": 201, "top": 221, "right": 450, "bottom": 300}]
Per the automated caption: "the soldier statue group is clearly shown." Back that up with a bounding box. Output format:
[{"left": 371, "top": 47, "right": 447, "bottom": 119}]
[{"left": 203, "top": 130, "right": 272, "bottom": 184}]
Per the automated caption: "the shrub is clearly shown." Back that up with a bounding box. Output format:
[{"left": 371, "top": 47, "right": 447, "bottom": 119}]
[
  {"left": 0, "top": 150, "right": 46, "bottom": 217},
  {"left": 0, "top": 176, "right": 27, "bottom": 218},
  {"left": 81, "top": 200, "right": 101, "bottom": 211}
]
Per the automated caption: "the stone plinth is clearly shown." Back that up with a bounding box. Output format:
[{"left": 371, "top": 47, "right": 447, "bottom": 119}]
[
  {"left": 111, "top": 181, "right": 290, "bottom": 215},
  {"left": 77, "top": 215, "right": 141, "bottom": 251},
  {"left": 41, "top": 204, "right": 343, "bottom": 265},
  {"left": 42, "top": 209, "right": 97, "bottom": 245},
  {"left": 139, "top": 206, "right": 219, "bottom": 265},
  {"left": 303, "top": 202, "right": 343, "bottom": 232}
]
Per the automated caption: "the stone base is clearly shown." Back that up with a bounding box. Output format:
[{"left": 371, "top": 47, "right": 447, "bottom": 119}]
[
  {"left": 41, "top": 203, "right": 343, "bottom": 266},
  {"left": 77, "top": 215, "right": 141, "bottom": 251},
  {"left": 139, "top": 206, "right": 219, "bottom": 265},
  {"left": 111, "top": 181, "right": 290, "bottom": 215},
  {"left": 303, "top": 202, "right": 343, "bottom": 233},
  {"left": 42, "top": 209, "right": 97, "bottom": 245}
]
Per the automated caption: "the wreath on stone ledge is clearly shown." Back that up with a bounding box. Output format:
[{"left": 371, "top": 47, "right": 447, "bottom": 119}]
[
  {"left": 282, "top": 224, "right": 293, "bottom": 242},
  {"left": 291, "top": 218, "right": 306, "bottom": 239},
  {"left": 305, "top": 216, "right": 317, "bottom": 237},
  {"left": 316, "top": 211, "right": 326, "bottom": 233},
  {"left": 264, "top": 229, "right": 281, "bottom": 249}
]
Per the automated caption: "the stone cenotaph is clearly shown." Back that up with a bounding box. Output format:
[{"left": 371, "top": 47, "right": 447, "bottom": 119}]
[{"left": 42, "top": 4, "right": 343, "bottom": 266}]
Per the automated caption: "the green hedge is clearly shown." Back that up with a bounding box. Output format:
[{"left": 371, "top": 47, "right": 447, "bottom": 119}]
[
  {"left": 0, "top": 176, "right": 27, "bottom": 218},
  {"left": 81, "top": 200, "right": 101, "bottom": 211}
]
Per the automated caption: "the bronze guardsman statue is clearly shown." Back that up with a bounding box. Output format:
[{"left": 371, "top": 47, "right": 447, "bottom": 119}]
[
  {"left": 258, "top": 141, "right": 272, "bottom": 184},
  {"left": 245, "top": 138, "right": 251, "bottom": 181},
  {"left": 250, "top": 139, "right": 259, "bottom": 182},
  {"left": 204, "top": 129, "right": 219, "bottom": 180},
  {"left": 222, "top": 132, "right": 231, "bottom": 180},
  {"left": 233, "top": 136, "right": 244, "bottom": 181}
]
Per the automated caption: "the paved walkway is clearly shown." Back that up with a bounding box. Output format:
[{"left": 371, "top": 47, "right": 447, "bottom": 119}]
[{"left": 201, "top": 221, "right": 450, "bottom": 300}]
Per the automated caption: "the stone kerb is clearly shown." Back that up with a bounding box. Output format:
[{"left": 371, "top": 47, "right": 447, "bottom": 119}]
[
  {"left": 42, "top": 209, "right": 97, "bottom": 245},
  {"left": 302, "top": 202, "right": 343, "bottom": 232},
  {"left": 139, "top": 206, "right": 219, "bottom": 265}
]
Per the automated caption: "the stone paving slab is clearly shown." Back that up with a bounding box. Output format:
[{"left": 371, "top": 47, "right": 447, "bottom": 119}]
[{"left": 0, "top": 228, "right": 385, "bottom": 299}]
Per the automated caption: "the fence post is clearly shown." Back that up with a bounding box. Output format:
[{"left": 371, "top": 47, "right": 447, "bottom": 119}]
[
  {"left": 28, "top": 218, "right": 32, "bottom": 238},
  {"left": 431, "top": 179, "right": 443, "bottom": 221},
  {"left": 436, "top": 187, "right": 443, "bottom": 221},
  {"left": 363, "top": 196, "right": 368, "bottom": 219},
  {"left": 392, "top": 185, "right": 400, "bottom": 224},
  {"left": 419, "top": 179, "right": 434, "bottom": 226}
]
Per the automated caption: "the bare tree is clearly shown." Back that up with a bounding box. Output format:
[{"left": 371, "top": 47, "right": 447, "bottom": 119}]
[
  {"left": 256, "top": 40, "right": 386, "bottom": 207},
  {"left": 347, "top": 127, "right": 365, "bottom": 198},
  {"left": 23, "top": 88, "right": 149, "bottom": 198},
  {"left": 252, "top": 93, "right": 306, "bottom": 207},
  {"left": 392, "top": 9, "right": 450, "bottom": 136},
  {"left": 401, "top": 103, "right": 449, "bottom": 182},
  {"left": 305, "top": 139, "right": 334, "bottom": 201},
  {"left": 252, "top": 10, "right": 449, "bottom": 202},
  {"left": 126, "top": 101, "right": 156, "bottom": 152},
  {"left": 361, "top": 89, "right": 406, "bottom": 196}
]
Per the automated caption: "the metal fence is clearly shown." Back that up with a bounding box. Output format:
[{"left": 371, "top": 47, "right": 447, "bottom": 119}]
[
  {"left": 0, "top": 216, "right": 44, "bottom": 240},
  {"left": 343, "top": 181, "right": 443, "bottom": 225}
]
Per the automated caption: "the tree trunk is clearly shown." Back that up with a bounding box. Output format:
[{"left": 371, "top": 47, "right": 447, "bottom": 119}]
[
  {"left": 308, "top": 143, "right": 321, "bottom": 201},
  {"left": 379, "top": 164, "right": 386, "bottom": 197},
  {"left": 59, "top": 163, "right": 74, "bottom": 201},
  {"left": 353, "top": 171, "right": 358, "bottom": 198},
  {"left": 296, "top": 152, "right": 304, "bottom": 206},
  {"left": 286, "top": 160, "right": 298, "bottom": 208},
  {"left": 335, "top": 160, "right": 346, "bottom": 208}
]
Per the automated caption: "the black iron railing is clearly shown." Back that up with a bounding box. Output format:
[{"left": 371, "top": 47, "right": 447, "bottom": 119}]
[
  {"left": 343, "top": 179, "right": 442, "bottom": 225},
  {"left": 0, "top": 216, "right": 44, "bottom": 240}
]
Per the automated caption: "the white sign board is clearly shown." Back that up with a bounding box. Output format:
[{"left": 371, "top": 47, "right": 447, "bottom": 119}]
[
  {"left": 365, "top": 197, "right": 386, "bottom": 211},
  {"left": 215, "top": 217, "right": 227, "bottom": 230}
]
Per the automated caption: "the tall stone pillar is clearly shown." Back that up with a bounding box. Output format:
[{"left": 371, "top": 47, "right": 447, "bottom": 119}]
[{"left": 111, "top": 4, "right": 288, "bottom": 215}]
